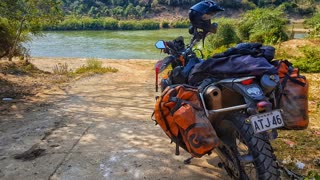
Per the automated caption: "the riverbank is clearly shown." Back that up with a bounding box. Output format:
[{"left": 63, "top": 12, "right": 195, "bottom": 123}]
[
  {"left": 0, "top": 57, "right": 156, "bottom": 113},
  {"left": 1, "top": 57, "right": 229, "bottom": 180},
  {"left": 1, "top": 57, "right": 320, "bottom": 178}
]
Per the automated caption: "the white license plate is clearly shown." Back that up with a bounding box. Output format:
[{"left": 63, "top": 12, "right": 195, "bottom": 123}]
[{"left": 250, "top": 110, "right": 284, "bottom": 134}]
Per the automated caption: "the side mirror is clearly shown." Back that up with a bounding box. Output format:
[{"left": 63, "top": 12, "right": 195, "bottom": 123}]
[
  {"left": 188, "top": 26, "right": 195, "bottom": 35},
  {"left": 209, "top": 22, "right": 218, "bottom": 33},
  {"left": 155, "top": 40, "right": 166, "bottom": 49}
]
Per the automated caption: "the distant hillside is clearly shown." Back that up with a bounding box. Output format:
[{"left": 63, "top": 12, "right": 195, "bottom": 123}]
[{"left": 61, "top": 0, "right": 319, "bottom": 19}]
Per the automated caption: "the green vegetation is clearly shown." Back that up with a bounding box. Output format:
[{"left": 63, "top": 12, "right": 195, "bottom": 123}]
[
  {"left": 46, "top": 17, "right": 119, "bottom": 30},
  {"left": 304, "top": 11, "right": 320, "bottom": 38},
  {"left": 0, "top": 0, "right": 62, "bottom": 60},
  {"left": 293, "top": 45, "right": 320, "bottom": 73},
  {"left": 118, "top": 19, "right": 160, "bottom": 30},
  {"left": 74, "top": 59, "right": 118, "bottom": 75},
  {"left": 203, "top": 18, "right": 240, "bottom": 58},
  {"left": 51, "top": 59, "right": 118, "bottom": 78},
  {"left": 201, "top": 9, "right": 290, "bottom": 58},
  {"left": 0, "top": 0, "right": 319, "bottom": 60},
  {"left": 237, "top": 8, "right": 289, "bottom": 44},
  {"left": 59, "top": 0, "right": 317, "bottom": 19},
  {"left": 170, "top": 19, "right": 190, "bottom": 28},
  {"left": 0, "top": 18, "right": 28, "bottom": 60},
  {"left": 52, "top": 63, "right": 71, "bottom": 75},
  {"left": 44, "top": 17, "right": 191, "bottom": 30},
  {"left": 0, "top": 60, "right": 43, "bottom": 75},
  {"left": 161, "top": 21, "right": 170, "bottom": 28}
]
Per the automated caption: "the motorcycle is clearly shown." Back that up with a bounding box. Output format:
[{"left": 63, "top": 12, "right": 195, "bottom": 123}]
[{"left": 154, "top": 30, "right": 282, "bottom": 179}]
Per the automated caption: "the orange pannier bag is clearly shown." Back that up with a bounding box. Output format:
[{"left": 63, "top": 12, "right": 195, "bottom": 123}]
[
  {"left": 273, "top": 60, "right": 309, "bottom": 130},
  {"left": 153, "top": 85, "right": 219, "bottom": 157}
]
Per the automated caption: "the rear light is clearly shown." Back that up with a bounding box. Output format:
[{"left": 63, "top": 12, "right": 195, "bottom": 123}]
[
  {"left": 257, "top": 101, "right": 272, "bottom": 112},
  {"left": 241, "top": 78, "right": 254, "bottom": 85}
]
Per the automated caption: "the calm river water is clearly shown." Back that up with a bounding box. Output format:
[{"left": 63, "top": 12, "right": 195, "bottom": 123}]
[
  {"left": 27, "top": 29, "right": 305, "bottom": 60},
  {"left": 27, "top": 29, "right": 190, "bottom": 60}
]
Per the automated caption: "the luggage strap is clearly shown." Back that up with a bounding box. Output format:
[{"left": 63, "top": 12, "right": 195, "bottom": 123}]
[{"left": 278, "top": 162, "right": 304, "bottom": 180}]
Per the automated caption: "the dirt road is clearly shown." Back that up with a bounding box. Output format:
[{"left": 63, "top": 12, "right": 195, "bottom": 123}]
[{"left": 0, "top": 59, "right": 227, "bottom": 180}]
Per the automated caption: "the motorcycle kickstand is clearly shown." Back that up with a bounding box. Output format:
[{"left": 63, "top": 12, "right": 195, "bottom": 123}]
[{"left": 184, "top": 157, "right": 194, "bottom": 164}]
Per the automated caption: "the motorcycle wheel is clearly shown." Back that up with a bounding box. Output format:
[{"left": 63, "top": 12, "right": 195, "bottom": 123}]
[{"left": 214, "top": 112, "right": 280, "bottom": 180}]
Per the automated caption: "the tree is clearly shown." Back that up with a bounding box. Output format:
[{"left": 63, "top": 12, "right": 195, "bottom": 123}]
[
  {"left": 0, "top": 0, "right": 63, "bottom": 60},
  {"left": 203, "top": 18, "right": 241, "bottom": 58},
  {"left": 124, "top": 3, "right": 137, "bottom": 18},
  {"left": 238, "top": 8, "right": 289, "bottom": 44},
  {"left": 0, "top": 18, "right": 16, "bottom": 58},
  {"left": 112, "top": 6, "right": 124, "bottom": 19},
  {"left": 304, "top": 11, "right": 320, "bottom": 38}
]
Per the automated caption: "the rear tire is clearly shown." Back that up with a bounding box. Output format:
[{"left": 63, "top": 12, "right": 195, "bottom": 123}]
[{"left": 214, "top": 112, "right": 280, "bottom": 180}]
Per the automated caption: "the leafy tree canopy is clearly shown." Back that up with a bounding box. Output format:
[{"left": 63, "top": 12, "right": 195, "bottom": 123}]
[
  {"left": 0, "top": 0, "right": 63, "bottom": 60},
  {"left": 237, "top": 8, "right": 289, "bottom": 44}
]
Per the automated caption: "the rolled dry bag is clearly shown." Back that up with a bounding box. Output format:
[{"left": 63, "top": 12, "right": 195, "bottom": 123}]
[{"left": 274, "top": 60, "right": 309, "bottom": 130}]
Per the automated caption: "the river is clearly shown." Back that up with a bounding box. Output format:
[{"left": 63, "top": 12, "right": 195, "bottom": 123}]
[
  {"left": 26, "top": 29, "right": 190, "bottom": 60},
  {"left": 26, "top": 29, "right": 305, "bottom": 60}
]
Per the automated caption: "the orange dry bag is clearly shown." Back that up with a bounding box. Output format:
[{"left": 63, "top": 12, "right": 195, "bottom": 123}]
[
  {"left": 274, "top": 60, "right": 309, "bottom": 130},
  {"left": 153, "top": 85, "right": 219, "bottom": 157}
]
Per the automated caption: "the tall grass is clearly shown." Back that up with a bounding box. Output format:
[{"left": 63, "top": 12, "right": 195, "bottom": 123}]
[
  {"left": 74, "top": 59, "right": 118, "bottom": 74},
  {"left": 118, "top": 19, "right": 160, "bottom": 30},
  {"left": 118, "top": 20, "right": 137, "bottom": 30},
  {"left": 170, "top": 19, "right": 190, "bottom": 28},
  {"left": 103, "top": 18, "right": 119, "bottom": 30},
  {"left": 52, "top": 63, "right": 70, "bottom": 75},
  {"left": 161, "top": 21, "right": 170, "bottom": 28},
  {"left": 44, "top": 17, "right": 120, "bottom": 30},
  {"left": 45, "top": 17, "right": 162, "bottom": 31},
  {"left": 139, "top": 20, "right": 160, "bottom": 30}
]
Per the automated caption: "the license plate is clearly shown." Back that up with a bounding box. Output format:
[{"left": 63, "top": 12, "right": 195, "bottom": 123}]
[{"left": 250, "top": 110, "right": 284, "bottom": 134}]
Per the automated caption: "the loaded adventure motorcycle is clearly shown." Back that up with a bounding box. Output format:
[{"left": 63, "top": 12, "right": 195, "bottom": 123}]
[{"left": 152, "top": 1, "right": 309, "bottom": 180}]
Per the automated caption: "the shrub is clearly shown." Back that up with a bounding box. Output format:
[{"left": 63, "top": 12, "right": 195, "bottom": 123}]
[
  {"left": 118, "top": 20, "right": 138, "bottom": 30},
  {"left": 82, "top": 17, "right": 105, "bottom": 30},
  {"left": 238, "top": 8, "right": 289, "bottom": 44},
  {"left": 202, "top": 18, "right": 241, "bottom": 58},
  {"left": 103, "top": 18, "right": 119, "bottom": 30},
  {"left": 57, "top": 17, "right": 83, "bottom": 30},
  {"left": 277, "top": 2, "right": 298, "bottom": 13},
  {"left": 241, "top": 0, "right": 257, "bottom": 10},
  {"left": 161, "top": 21, "right": 170, "bottom": 28},
  {"left": 171, "top": 19, "right": 190, "bottom": 28},
  {"left": 74, "top": 59, "right": 118, "bottom": 74},
  {"left": 200, "top": 45, "right": 229, "bottom": 59},
  {"left": 139, "top": 20, "right": 160, "bottom": 30},
  {"left": 297, "top": 6, "right": 315, "bottom": 16},
  {"left": 304, "top": 12, "right": 320, "bottom": 38},
  {"left": 293, "top": 45, "right": 320, "bottom": 73},
  {"left": 0, "top": 18, "right": 28, "bottom": 59}
]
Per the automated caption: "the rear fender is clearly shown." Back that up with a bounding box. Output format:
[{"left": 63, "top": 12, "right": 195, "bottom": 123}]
[{"left": 220, "top": 82, "right": 264, "bottom": 102}]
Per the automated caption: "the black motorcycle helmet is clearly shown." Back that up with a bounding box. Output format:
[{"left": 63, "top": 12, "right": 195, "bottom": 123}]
[{"left": 189, "top": 0, "right": 224, "bottom": 34}]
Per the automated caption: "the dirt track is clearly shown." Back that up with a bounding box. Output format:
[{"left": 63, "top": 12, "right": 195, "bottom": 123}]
[{"left": 0, "top": 58, "right": 228, "bottom": 180}]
